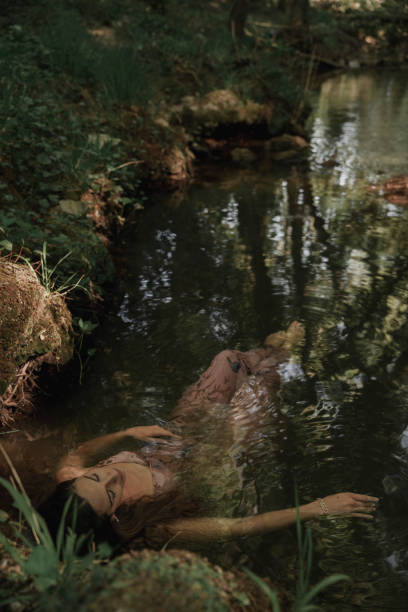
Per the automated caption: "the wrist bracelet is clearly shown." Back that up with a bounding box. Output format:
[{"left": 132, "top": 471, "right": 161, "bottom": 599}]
[{"left": 317, "top": 498, "right": 329, "bottom": 515}]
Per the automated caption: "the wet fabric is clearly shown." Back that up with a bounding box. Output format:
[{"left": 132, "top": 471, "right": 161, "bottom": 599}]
[{"left": 96, "top": 451, "right": 174, "bottom": 495}]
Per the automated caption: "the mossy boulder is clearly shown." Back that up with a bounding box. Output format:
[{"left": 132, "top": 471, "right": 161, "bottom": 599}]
[
  {"left": 0, "top": 544, "right": 287, "bottom": 611},
  {"left": 170, "top": 89, "right": 275, "bottom": 133},
  {"left": 88, "top": 549, "right": 276, "bottom": 612},
  {"left": 0, "top": 260, "right": 74, "bottom": 396}
]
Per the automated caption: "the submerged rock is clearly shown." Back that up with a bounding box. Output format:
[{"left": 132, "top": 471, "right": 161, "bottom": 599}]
[{"left": 0, "top": 260, "right": 73, "bottom": 423}]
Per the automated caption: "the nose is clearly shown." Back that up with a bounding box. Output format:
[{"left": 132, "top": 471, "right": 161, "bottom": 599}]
[{"left": 101, "top": 469, "right": 120, "bottom": 486}]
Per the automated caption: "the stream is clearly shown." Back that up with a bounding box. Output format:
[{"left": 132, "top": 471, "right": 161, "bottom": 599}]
[{"left": 6, "top": 69, "right": 408, "bottom": 609}]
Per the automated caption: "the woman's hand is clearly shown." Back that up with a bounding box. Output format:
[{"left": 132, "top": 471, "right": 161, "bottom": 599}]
[
  {"left": 56, "top": 426, "right": 180, "bottom": 482},
  {"left": 124, "top": 425, "right": 180, "bottom": 441},
  {"left": 318, "top": 492, "right": 379, "bottom": 519}
]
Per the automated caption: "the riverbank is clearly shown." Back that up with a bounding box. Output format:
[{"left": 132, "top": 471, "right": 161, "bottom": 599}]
[
  {"left": 1, "top": 4, "right": 408, "bottom": 609},
  {"left": 1, "top": 1, "right": 406, "bottom": 421}
]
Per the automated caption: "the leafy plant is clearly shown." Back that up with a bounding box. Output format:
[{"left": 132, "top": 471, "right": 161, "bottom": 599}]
[
  {"left": 0, "top": 468, "right": 248, "bottom": 611},
  {"left": 0, "top": 475, "right": 108, "bottom": 609},
  {"left": 0, "top": 439, "right": 110, "bottom": 610},
  {"left": 75, "top": 318, "right": 99, "bottom": 384}
]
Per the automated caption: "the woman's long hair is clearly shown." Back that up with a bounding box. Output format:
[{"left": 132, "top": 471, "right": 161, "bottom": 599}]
[{"left": 37, "top": 480, "right": 117, "bottom": 549}]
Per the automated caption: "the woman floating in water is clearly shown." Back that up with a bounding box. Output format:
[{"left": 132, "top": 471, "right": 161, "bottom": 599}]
[{"left": 39, "top": 323, "right": 378, "bottom": 547}]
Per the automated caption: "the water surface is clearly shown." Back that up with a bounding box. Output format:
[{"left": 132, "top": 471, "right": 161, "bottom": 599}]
[{"left": 6, "top": 70, "right": 408, "bottom": 609}]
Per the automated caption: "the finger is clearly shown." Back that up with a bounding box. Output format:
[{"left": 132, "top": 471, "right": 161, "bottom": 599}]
[
  {"left": 350, "top": 513, "right": 374, "bottom": 519},
  {"left": 145, "top": 436, "right": 179, "bottom": 444},
  {"left": 351, "top": 494, "right": 379, "bottom": 503},
  {"left": 145, "top": 436, "right": 172, "bottom": 444},
  {"left": 155, "top": 427, "right": 181, "bottom": 438},
  {"left": 357, "top": 505, "right": 376, "bottom": 513},
  {"left": 154, "top": 433, "right": 182, "bottom": 440}
]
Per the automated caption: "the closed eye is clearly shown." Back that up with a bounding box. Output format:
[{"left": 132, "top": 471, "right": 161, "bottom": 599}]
[{"left": 84, "top": 473, "right": 100, "bottom": 482}]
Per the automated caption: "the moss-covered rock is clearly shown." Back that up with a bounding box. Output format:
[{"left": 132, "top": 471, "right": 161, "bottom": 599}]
[
  {"left": 182, "top": 90, "right": 274, "bottom": 129},
  {"left": 0, "top": 542, "right": 287, "bottom": 611},
  {"left": 169, "top": 89, "right": 275, "bottom": 134},
  {"left": 88, "top": 549, "right": 275, "bottom": 612},
  {"left": 0, "top": 260, "right": 73, "bottom": 397}
]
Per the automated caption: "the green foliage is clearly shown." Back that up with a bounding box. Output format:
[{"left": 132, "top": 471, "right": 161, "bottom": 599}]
[
  {"left": 0, "top": 478, "right": 249, "bottom": 611},
  {"left": 78, "top": 318, "right": 99, "bottom": 335},
  {"left": 310, "top": 0, "right": 408, "bottom": 57},
  {"left": 65, "top": 0, "right": 131, "bottom": 26},
  {"left": 39, "top": 9, "right": 97, "bottom": 83},
  {"left": 0, "top": 477, "right": 104, "bottom": 610},
  {"left": 75, "top": 318, "right": 99, "bottom": 384},
  {"left": 0, "top": 0, "right": 307, "bottom": 297},
  {"left": 15, "top": 242, "right": 76, "bottom": 294},
  {"left": 5, "top": 0, "right": 403, "bottom": 317},
  {"left": 0, "top": 50, "right": 116, "bottom": 200},
  {"left": 0, "top": 22, "right": 123, "bottom": 296},
  {"left": 24, "top": 0, "right": 302, "bottom": 108},
  {"left": 310, "top": 10, "right": 342, "bottom": 51},
  {"left": 0, "top": 209, "right": 114, "bottom": 295},
  {"left": 94, "top": 45, "right": 155, "bottom": 106}
]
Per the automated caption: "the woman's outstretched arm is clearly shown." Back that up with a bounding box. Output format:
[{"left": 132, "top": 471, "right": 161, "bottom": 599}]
[
  {"left": 147, "top": 493, "right": 378, "bottom": 544},
  {"left": 56, "top": 425, "right": 177, "bottom": 481}
]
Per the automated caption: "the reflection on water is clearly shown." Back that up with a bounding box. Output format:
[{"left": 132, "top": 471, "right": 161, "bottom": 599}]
[
  {"left": 310, "top": 70, "right": 408, "bottom": 183},
  {"left": 2, "top": 70, "right": 408, "bottom": 608}
]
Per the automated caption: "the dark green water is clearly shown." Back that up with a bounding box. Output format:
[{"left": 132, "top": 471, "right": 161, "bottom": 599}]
[{"left": 6, "top": 70, "right": 408, "bottom": 608}]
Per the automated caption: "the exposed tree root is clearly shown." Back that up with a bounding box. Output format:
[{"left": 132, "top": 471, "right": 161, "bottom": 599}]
[{"left": 0, "top": 355, "right": 51, "bottom": 426}]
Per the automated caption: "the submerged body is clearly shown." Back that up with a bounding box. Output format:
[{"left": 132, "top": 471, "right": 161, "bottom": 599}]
[{"left": 40, "top": 323, "right": 378, "bottom": 546}]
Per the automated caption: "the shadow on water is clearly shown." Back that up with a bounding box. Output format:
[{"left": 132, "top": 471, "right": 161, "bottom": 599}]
[{"left": 2, "top": 69, "right": 408, "bottom": 608}]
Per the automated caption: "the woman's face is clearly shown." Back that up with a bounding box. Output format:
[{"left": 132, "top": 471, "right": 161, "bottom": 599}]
[{"left": 72, "top": 466, "right": 125, "bottom": 516}]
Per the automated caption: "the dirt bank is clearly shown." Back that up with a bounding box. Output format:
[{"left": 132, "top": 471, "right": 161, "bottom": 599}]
[{"left": 0, "top": 259, "right": 73, "bottom": 424}]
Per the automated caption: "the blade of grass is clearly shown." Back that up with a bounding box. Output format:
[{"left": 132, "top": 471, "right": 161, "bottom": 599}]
[
  {"left": 56, "top": 495, "right": 74, "bottom": 558},
  {"left": 244, "top": 568, "right": 281, "bottom": 612},
  {"left": 300, "top": 574, "right": 349, "bottom": 607},
  {"left": 0, "top": 444, "right": 40, "bottom": 544},
  {"left": 0, "top": 477, "right": 54, "bottom": 549}
]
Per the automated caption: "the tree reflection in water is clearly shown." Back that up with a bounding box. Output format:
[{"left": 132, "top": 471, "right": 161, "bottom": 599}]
[{"left": 6, "top": 70, "right": 407, "bottom": 610}]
